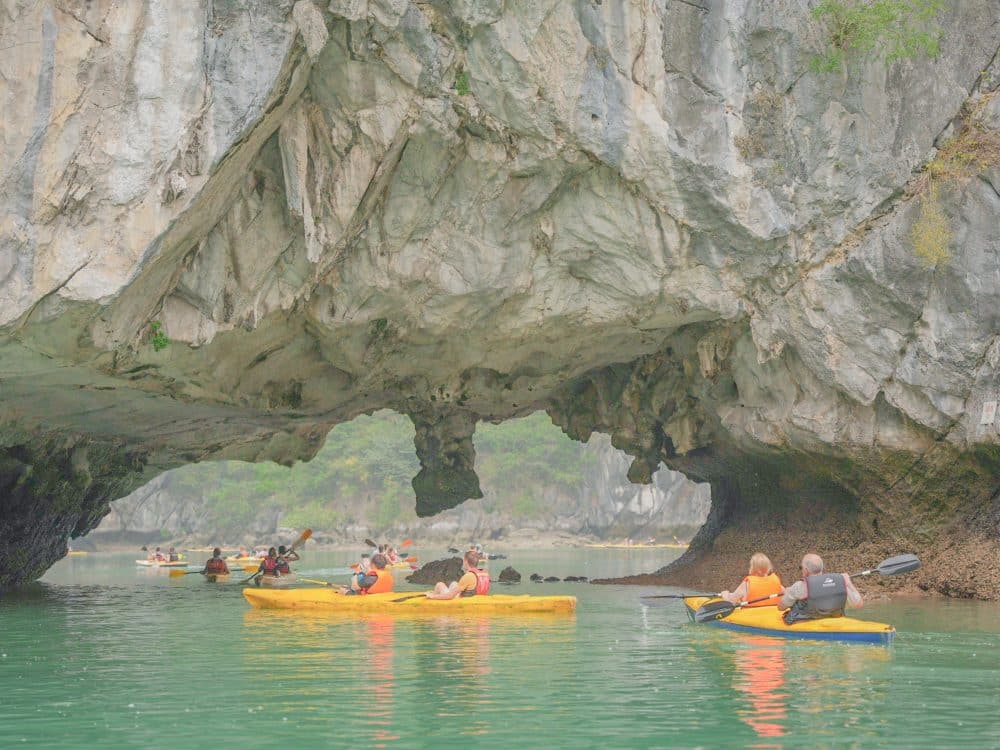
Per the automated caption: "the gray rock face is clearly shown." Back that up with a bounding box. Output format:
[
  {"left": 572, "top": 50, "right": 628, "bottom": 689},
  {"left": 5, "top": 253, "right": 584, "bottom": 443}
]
[{"left": 1, "top": 2, "right": 999, "bottom": 594}]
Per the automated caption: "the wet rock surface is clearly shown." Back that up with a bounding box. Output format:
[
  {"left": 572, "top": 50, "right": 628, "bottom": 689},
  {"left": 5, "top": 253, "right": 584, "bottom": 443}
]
[
  {"left": 497, "top": 566, "right": 521, "bottom": 583},
  {"left": 1, "top": 2, "right": 999, "bottom": 594},
  {"left": 406, "top": 557, "right": 463, "bottom": 585}
]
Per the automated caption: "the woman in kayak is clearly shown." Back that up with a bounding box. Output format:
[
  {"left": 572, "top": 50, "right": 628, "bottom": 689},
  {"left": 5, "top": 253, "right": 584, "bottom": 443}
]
[
  {"left": 203, "top": 548, "right": 230, "bottom": 575},
  {"left": 426, "top": 551, "right": 490, "bottom": 600},
  {"left": 719, "top": 553, "right": 784, "bottom": 607}
]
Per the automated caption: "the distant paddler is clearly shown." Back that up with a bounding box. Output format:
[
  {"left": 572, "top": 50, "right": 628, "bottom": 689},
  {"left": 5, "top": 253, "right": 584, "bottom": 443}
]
[
  {"left": 426, "top": 551, "right": 490, "bottom": 600},
  {"left": 275, "top": 544, "right": 299, "bottom": 575},
  {"left": 202, "top": 548, "right": 230, "bottom": 575},
  {"left": 254, "top": 547, "right": 280, "bottom": 579}
]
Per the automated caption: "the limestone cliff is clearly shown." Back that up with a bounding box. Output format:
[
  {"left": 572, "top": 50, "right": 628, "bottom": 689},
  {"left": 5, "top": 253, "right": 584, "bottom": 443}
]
[{"left": 1, "top": 1, "right": 998, "bottom": 595}]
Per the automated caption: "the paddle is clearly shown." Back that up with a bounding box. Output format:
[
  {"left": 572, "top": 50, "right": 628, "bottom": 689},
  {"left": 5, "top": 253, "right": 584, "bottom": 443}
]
[
  {"left": 364, "top": 538, "right": 378, "bottom": 549},
  {"left": 401, "top": 539, "right": 413, "bottom": 549},
  {"left": 639, "top": 591, "right": 717, "bottom": 600},
  {"left": 169, "top": 569, "right": 205, "bottom": 577},
  {"left": 693, "top": 553, "right": 921, "bottom": 624},
  {"left": 298, "top": 577, "right": 341, "bottom": 587},
  {"left": 392, "top": 592, "right": 432, "bottom": 603}
]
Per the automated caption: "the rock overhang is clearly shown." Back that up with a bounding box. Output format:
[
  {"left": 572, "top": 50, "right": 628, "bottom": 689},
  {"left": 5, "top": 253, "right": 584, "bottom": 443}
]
[{"left": 1, "top": 1, "right": 999, "bottom": 593}]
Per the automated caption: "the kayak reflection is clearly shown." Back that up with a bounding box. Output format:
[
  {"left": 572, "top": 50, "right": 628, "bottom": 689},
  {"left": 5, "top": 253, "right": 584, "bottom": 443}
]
[{"left": 732, "top": 636, "right": 788, "bottom": 745}]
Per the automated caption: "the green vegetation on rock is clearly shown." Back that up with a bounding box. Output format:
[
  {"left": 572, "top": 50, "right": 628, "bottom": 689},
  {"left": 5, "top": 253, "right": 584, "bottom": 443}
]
[
  {"left": 809, "top": 0, "right": 945, "bottom": 73},
  {"left": 454, "top": 69, "right": 471, "bottom": 96},
  {"left": 149, "top": 321, "right": 169, "bottom": 352}
]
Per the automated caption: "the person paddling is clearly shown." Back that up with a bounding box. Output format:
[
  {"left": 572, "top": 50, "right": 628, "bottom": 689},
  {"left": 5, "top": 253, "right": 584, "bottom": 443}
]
[
  {"left": 203, "top": 548, "right": 230, "bottom": 575},
  {"left": 256, "top": 547, "right": 280, "bottom": 579},
  {"left": 168, "top": 547, "right": 180, "bottom": 562},
  {"left": 719, "top": 553, "right": 784, "bottom": 607},
  {"left": 779, "top": 553, "right": 862, "bottom": 625},
  {"left": 341, "top": 553, "right": 393, "bottom": 595},
  {"left": 275, "top": 544, "right": 299, "bottom": 575},
  {"left": 426, "top": 551, "right": 490, "bottom": 600}
]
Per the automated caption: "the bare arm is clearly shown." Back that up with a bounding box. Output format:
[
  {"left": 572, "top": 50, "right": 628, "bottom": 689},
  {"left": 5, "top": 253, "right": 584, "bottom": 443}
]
[
  {"left": 844, "top": 574, "right": 863, "bottom": 608},
  {"left": 721, "top": 580, "right": 749, "bottom": 604},
  {"left": 425, "top": 582, "right": 461, "bottom": 600},
  {"left": 779, "top": 580, "right": 806, "bottom": 611}
]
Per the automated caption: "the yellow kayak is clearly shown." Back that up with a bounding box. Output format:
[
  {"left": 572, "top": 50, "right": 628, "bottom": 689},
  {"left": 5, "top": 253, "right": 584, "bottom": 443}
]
[
  {"left": 243, "top": 588, "right": 576, "bottom": 614},
  {"left": 135, "top": 559, "right": 188, "bottom": 568},
  {"left": 683, "top": 597, "right": 894, "bottom": 644}
]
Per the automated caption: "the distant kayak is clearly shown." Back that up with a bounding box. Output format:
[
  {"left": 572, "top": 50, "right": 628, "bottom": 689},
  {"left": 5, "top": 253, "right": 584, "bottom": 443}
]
[
  {"left": 682, "top": 596, "right": 894, "bottom": 644},
  {"left": 67, "top": 551, "right": 88, "bottom": 556},
  {"left": 244, "top": 589, "right": 577, "bottom": 614},
  {"left": 135, "top": 560, "right": 188, "bottom": 568}
]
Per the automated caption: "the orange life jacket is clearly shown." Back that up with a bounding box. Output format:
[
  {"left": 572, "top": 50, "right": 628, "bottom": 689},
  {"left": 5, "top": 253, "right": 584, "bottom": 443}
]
[
  {"left": 472, "top": 567, "right": 490, "bottom": 595},
  {"left": 361, "top": 568, "right": 394, "bottom": 594},
  {"left": 205, "top": 558, "right": 228, "bottom": 574},
  {"left": 742, "top": 573, "right": 783, "bottom": 607}
]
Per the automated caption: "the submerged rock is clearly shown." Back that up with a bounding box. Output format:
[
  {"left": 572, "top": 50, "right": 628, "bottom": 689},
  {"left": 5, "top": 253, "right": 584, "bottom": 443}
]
[{"left": 497, "top": 566, "right": 521, "bottom": 583}]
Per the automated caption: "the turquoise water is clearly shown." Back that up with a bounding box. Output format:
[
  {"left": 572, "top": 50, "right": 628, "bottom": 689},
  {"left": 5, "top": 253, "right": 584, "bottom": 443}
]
[{"left": 2, "top": 548, "right": 999, "bottom": 749}]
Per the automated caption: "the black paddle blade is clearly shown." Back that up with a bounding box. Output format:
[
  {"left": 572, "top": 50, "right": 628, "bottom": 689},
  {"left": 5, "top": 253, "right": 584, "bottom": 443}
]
[
  {"left": 693, "top": 600, "right": 737, "bottom": 623},
  {"left": 875, "top": 554, "right": 921, "bottom": 576}
]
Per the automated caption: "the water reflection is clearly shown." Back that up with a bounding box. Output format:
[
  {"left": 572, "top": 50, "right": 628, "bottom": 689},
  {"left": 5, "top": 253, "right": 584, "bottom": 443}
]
[{"left": 731, "top": 636, "right": 788, "bottom": 746}]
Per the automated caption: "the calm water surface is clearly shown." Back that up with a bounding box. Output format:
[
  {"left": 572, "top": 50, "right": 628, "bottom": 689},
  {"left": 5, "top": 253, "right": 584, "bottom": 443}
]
[{"left": 2, "top": 548, "right": 998, "bottom": 749}]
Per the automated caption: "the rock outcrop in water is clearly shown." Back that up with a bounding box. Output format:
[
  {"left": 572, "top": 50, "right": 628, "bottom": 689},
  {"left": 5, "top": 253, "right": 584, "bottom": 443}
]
[{"left": 1, "top": 2, "right": 999, "bottom": 595}]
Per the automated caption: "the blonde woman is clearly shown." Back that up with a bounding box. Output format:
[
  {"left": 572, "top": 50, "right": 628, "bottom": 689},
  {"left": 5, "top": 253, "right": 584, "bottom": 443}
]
[{"left": 719, "top": 553, "right": 784, "bottom": 607}]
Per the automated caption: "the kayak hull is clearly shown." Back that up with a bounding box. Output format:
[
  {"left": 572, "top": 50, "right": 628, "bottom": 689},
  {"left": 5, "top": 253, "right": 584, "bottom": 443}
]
[
  {"left": 204, "top": 573, "right": 231, "bottom": 583},
  {"left": 243, "top": 589, "right": 576, "bottom": 614},
  {"left": 135, "top": 559, "right": 187, "bottom": 568},
  {"left": 682, "top": 597, "right": 894, "bottom": 645}
]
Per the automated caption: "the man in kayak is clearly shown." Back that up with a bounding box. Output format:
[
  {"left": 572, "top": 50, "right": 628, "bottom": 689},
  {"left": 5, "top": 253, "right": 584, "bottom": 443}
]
[
  {"left": 168, "top": 547, "right": 180, "bottom": 562},
  {"left": 426, "top": 551, "right": 490, "bottom": 599},
  {"left": 719, "top": 553, "right": 784, "bottom": 607},
  {"left": 779, "top": 553, "right": 862, "bottom": 624},
  {"left": 149, "top": 547, "right": 166, "bottom": 562},
  {"left": 275, "top": 545, "right": 299, "bottom": 575},
  {"left": 203, "top": 548, "right": 230, "bottom": 575},
  {"left": 341, "top": 554, "right": 393, "bottom": 594}
]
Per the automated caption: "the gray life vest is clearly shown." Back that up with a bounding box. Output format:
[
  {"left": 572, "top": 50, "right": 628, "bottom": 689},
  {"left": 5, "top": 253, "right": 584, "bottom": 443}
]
[{"left": 783, "top": 573, "right": 847, "bottom": 624}]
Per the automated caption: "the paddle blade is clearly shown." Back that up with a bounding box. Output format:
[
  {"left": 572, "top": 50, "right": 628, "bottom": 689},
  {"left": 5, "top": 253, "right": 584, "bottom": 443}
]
[
  {"left": 693, "top": 600, "right": 737, "bottom": 623},
  {"left": 404, "top": 556, "right": 417, "bottom": 563},
  {"left": 169, "top": 569, "right": 188, "bottom": 577},
  {"left": 875, "top": 554, "right": 921, "bottom": 576},
  {"left": 401, "top": 539, "right": 413, "bottom": 548},
  {"left": 364, "top": 538, "right": 377, "bottom": 549},
  {"left": 289, "top": 528, "right": 312, "bottom": 553}
]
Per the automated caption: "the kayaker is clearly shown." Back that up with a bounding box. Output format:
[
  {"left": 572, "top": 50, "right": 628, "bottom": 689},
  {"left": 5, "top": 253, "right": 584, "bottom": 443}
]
[
  {"left": 203, "top": 548, "right": 230, "bottom": 575},
  {"left": 779, "top": 553, "right": 862, "bottom": 624},
  {"left": 387, "top": 547, "right": 400, "bottom": 565},
  {"left": 235, "top": 546, "right": 249, "bottom": 559},
  {"left": 150, "top": 546, "right": 166, "bottom": 562},
  {"left": 256, "top": 547, "right": 280, "bottom": 578},
  {"left": 719, "top": 553, "right": 784, "bottom": 607},
  {"left": 168, "top": 547, "right": 180, "bottom": 562},
  {"left": 341, "top": 554, "right": 393, "bottom": 595},
  {"left": 426, "top": 551, "right": 490, "bottom": 599},
  {"left": 275, "top": 545, "right": 299, "bottom": 575}
]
